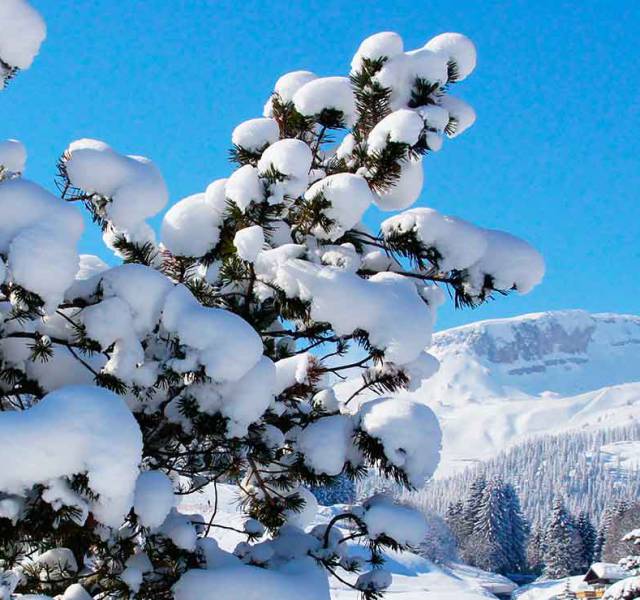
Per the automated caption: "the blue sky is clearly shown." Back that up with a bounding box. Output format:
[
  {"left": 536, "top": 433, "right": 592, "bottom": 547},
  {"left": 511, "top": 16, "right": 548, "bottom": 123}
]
[{"left": 3, "top": 0, "right": 638, "bottom": 330}]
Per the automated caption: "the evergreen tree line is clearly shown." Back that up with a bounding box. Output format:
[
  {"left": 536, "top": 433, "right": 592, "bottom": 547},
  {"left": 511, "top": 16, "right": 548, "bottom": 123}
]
[
  {"left": 418, "top": 476, "right": 639, "bottom": 579},
  {"left": 401, "top": 423, "right": 640, "bottom": 528},
  {"left": 444, "top": 475, "right": 528, "bottom": 575}
]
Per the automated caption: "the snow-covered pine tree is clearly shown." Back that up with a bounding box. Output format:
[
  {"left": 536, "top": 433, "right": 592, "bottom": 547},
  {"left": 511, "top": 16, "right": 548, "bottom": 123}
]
[
  {"left": 418, "top": 510, "right": 459, "bottom": 563},
  {"left": 576, "top": 511, "right": 597, "bottom": 571},
  {"left": 543, "top": 496, "right": 581, "bottom": 579},
  {"left": 597, "top": 503, "right": 620, "bottom": 561},
  {"left": 445, "top": 500, "right": 465, "bottom": 544},
  {"left": 461, "top": 474, "right": 486, "bottom": 540},
  {"left": 527, "top": 525, "right": 546, "bottom": 575},
  {"left": 0, "top": 5, "right": 546, "bottom": 599},
  {"left": 465, "top": 477, "right": 510, "bottom": 574},
  {"left": 403, "top": 424, "right": 640, "bottom": 532},
  {"left": 504, "top": 482, "right": 528, "bottom": 574}
]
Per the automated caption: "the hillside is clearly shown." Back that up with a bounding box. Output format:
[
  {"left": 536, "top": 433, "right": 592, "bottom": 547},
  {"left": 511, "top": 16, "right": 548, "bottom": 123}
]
[
  {"left": 403, "top": 423, "right": 640, "bottom": 527},
  {"left": 401, "top": 310, "right": 640, "bottom": 477}
]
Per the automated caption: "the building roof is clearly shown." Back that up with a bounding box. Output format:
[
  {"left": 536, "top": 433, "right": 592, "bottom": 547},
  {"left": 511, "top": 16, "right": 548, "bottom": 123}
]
[{"left": 583, "top": 563, "right": 629, "bottom": 583}]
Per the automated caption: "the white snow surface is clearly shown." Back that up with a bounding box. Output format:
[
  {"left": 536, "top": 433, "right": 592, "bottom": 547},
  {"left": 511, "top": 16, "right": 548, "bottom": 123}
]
[
  {"left": 297, "top": 414, "right": 354, "bottom": 476},
  {"left": 273, "top": 70, "right": 318, "bottom": 103},
  {"left": 234, "top": 225, "right": 265, "bottom": 262},
  {"left": 0, "top": 0, "right": 46, "bottom": 70},
  {"left": 134, "top": 470, "right": 175, "bottom": 529},
  {"left": 257, "top": 138, "right": 313, "bottom": 201},
  {"left": 232, "top": 117, "right": 280, "bottom": 151},
  {"left": 0, "top": 139, "right": 27, "bottom": 173},
  {"left": 273, "top": 262, "right": 435, "bottom": 366},
  {"left": 0, "top": 176, "right": 84, "bottom": 309},
  {"left": 0, "top": 385, "right": 142, "bottom": 527},
  {"left": 305, "top": 173, "right": 374, "bottom": 240},
  {"left": 64, "top": 139, "right": 168, "bottom": 239},
  {"left": 173, "top": 483, "right": 497, "bottom": 600},
  {"left": 424, "top": 33, "right": 477, "bottom": 81},
  {"left": 351, "top": 31, "right": 404, "bottom": 73},
  {"left": 162, "top": 284, "right": 264, "bottom": 383},
  {"left": 363, "top": 495, "right": 428, "bottom": 546},
  {"left": 513, "top": 576, "right": 584, "bottom": 600},
  {"left": 358, "top": 397, "right": 442, "bottom": 487},
  {"left": 226, "top": 164, "right": 263, "bottom": 211},
  {"left": 187, "top": 356, "right": 276, "bottom": 437},
  {"left": 293, "top": 77, "right": 357, "bottom": 127},
  {"left": 161, "top": 192, "right": 223, "bottom": 257},
  {"left": 174, "top": 559, "right": 330, "bottom": 600},
  {"left": 440, "top": 95, "right": 476, "bottom": 137},
  {"left": 373, "top": 158, "right": 424, "bottom": 211},
  {"left": 367, "top": 109, "right": 425, "bottom": 152}
]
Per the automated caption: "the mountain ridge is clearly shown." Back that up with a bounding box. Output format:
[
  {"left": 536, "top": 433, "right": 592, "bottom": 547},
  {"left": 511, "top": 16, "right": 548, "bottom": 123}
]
[{"left": 401, "top": 309, "right": 640, "bottom": 477}]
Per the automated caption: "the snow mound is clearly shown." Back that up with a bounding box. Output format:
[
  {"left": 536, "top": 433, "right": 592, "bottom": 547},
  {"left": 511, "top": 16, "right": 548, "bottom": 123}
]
[
  {"left": 0, "top": 0, "right": 46, "bottom": 71},
  {"left": 64, "top": 139, "right": 168, "bottom": 241},
  {"left": 0, "top": 385, "right": 142, "bottom": 527}
]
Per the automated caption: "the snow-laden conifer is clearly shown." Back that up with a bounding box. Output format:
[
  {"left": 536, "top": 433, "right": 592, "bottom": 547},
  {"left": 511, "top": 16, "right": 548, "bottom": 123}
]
[{"left": 0, "top": 9, "right": 546, "bottom": 598}]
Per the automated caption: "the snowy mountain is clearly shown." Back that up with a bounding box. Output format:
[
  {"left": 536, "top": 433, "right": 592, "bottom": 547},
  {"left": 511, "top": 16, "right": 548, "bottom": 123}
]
[{"left": 401, "top": 310, "right": 640, "bottom": 477}]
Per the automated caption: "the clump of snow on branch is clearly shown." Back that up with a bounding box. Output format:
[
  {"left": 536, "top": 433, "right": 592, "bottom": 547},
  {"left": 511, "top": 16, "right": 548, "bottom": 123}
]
[
  {"left": 0, "top": 0, "right": 46, "bottom": 87},
  {"left": 63, "top": 139, "right": 168, "bottom": 248},
  {"left": 382, "top": 207, "right": 545, "bottom": 296},
  {"left": 0, "top": 386, "right": 142, "bottom": 527},
  {"left": 359, "top": 397, "right": 442, "bottom": 486}
]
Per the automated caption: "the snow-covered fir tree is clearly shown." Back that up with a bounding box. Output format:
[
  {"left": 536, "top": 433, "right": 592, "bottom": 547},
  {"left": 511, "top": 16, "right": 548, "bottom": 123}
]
[
  {"left": 504, "top": 482, "right": 528, "bottom": 574},
  {"left": 527, "top": 525, "right": 546, "bottom": 576},
  {"left": 461, "top": 474, "right": 486, "bottom": 540},
  {"left": 543, "top": 496, "right": 581, "bottom": 579},
  {"left": 0, "top": 4, "right": 547, "bottom": 599},
  {"left": 465, "top": 477, "right": 511, "bottom": 574},
  {"left": 620, "top": 529, "right": 640, "bottom": 575},
  {"left": 576, "top": 511, "right": 597, "bottom": 571},
  {"left": 444, "top": 500, "right": 465, "bottom": 544},
  {"left": 441, "top": 475, "right": 528, "bottom": 574},
  {"left": 418, "top": 511, "right": 458, "bottom": 564}
]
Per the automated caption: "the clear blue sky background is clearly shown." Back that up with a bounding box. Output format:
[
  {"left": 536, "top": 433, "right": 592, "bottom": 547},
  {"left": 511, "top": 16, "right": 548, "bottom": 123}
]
[{"left": 3, "top": 0, "right": 638, "bottom": 330}]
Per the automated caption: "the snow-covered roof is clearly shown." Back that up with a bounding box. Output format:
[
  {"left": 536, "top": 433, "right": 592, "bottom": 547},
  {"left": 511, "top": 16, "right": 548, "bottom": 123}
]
[
  {"left": 623, "top": 528, "right": 640, "bottom": 544},
  {"left": 603, "top": 575, "right": 640, "bottom": 600},
  {"left": 584, "top": 563, "right": 629, "bottom": 582}
]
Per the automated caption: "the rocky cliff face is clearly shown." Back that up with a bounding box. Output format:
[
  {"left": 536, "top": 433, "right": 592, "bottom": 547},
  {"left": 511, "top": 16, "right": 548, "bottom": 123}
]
[{"left": 426, "top": 310, "right": 640, "bottom": 399}]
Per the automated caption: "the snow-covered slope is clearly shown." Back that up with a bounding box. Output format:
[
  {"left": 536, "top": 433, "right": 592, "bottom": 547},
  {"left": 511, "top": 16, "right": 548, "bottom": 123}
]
[
  {"left": 598, "top": 440, "right": 640, "bottom": 476},
  {"left": 401, "top": 310, "right": 640, "bottom": 477},
  {"left": 178, "top": 484, "right": 495, "bottom": 600}
]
